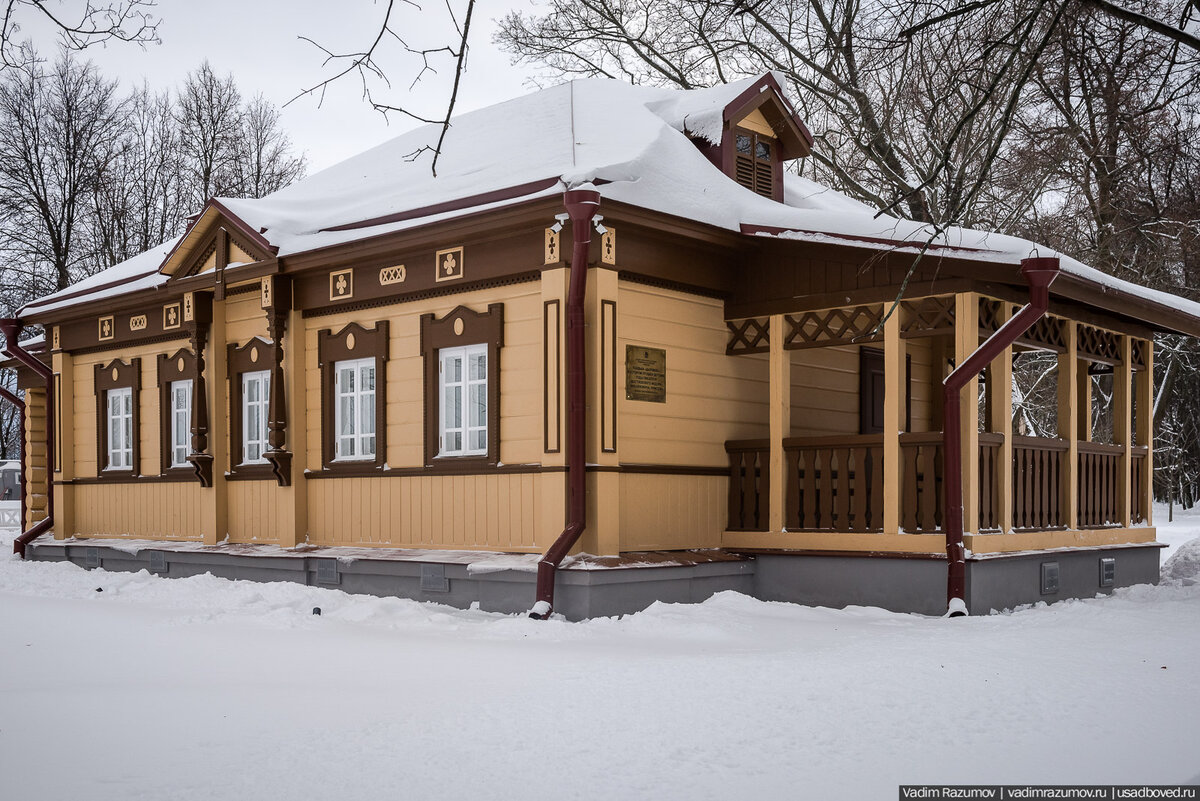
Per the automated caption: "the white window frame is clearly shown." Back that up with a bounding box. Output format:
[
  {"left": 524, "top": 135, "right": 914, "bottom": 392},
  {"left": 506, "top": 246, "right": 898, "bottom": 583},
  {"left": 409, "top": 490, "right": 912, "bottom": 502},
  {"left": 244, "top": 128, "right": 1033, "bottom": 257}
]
[
  {"left": 106, "top": 386, "right": 133, "bottom": 471},
  {"left": 169, "top": 379, "right": 193, "bottom": 468},
  {"left": 241, "top": 370, "right": 271, "bottom": 465},
  {"left": 439, "top": 343, "right": 487, "bottom": 457},
  {"left": 333, "top": 357, "right": 376, "bottom": 461}
]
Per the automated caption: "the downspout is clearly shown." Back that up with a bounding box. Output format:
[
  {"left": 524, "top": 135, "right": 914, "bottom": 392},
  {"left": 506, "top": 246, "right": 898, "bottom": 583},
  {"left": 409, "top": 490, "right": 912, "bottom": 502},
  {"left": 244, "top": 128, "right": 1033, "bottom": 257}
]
[
  {"left": 0, "top": 319, "right": 54, "bottom": 558},
  {"left": 529, "top": 187, "right": 602, "bottom": 619},
  {"left": 943, "top": 257, "right": 1059, "bottom": 615},
  {"left": 0, "top": 386, "right": 26, "bottom": 531}
]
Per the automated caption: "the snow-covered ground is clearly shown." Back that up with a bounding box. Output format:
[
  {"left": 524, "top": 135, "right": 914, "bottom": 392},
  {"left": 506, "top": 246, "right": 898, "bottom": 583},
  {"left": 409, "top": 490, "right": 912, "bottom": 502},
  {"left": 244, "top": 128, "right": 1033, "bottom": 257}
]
[{"left": 2, "top": 509, "right": 1198, "bottom": 800}]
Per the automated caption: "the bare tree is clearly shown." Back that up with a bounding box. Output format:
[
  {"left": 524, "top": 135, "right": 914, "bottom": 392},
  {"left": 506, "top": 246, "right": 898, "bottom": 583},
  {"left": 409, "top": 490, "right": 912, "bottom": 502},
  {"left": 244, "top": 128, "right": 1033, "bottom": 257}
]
[
  {"left": 175, "top": 60, "right": 244, "bottom": 208},
  {"left": 0, "top": 47, "right": 124, "bottom": 296},
  {"left": 0, "top": 0, "right": 158, "bottom": 71},
  {"left": 288, "top": 0, "right": 476, "bottom": 176},
  {"left": 233, "top": 94, "right": 307, "bottom": 198}
]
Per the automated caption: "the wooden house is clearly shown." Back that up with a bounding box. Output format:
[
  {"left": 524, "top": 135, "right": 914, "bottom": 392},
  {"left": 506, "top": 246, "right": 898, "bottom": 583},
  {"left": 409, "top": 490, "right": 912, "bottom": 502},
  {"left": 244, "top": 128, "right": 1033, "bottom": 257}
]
[{"left": 3, "top": 74, "right": 1198, "bottom": 619}]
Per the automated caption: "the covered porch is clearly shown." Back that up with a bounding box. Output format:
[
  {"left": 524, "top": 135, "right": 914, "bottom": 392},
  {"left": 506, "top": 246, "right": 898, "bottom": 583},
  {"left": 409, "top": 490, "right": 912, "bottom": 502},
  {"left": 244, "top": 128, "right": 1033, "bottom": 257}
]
[{"left": 723, "top": 292, "right": 1155, "bottom": 555}]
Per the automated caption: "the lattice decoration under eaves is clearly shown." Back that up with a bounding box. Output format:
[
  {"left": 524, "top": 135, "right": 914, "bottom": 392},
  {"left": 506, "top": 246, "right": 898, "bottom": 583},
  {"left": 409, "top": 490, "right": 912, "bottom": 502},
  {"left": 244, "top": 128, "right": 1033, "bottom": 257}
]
[
  {"left": 1077, "top": 324, "right": 1121, "bottom": 365},
  {"left": 726, "top": 317, "right": 770, "bottom": 355},
  {"left": 1014, "top": 315, "right": 1068, "bottom": 353},
  {"left": 784, "top": 305, "right": 884, "bottom": 350},
  {"left": 978, "top": 297, "right": 1003, "bottom": 335},
  {"left": 901, "top": 295, "right": 955, "bottom": 338},
  {"left": 1131, "top": 339, "right": 1148, "bottom": 372}
]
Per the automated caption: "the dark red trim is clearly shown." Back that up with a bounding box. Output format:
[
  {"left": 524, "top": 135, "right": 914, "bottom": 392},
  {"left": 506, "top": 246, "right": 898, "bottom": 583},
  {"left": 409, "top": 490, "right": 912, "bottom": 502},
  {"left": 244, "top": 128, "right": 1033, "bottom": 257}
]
[
  {"left": 321, "top": 177, "right": 563, "bottom": 233},
  {"left": 722, "top": 73, "right": 814, "bottom": 155},
  {"left": 740, "top": 223, "right": 992, "bottom": 254},
  {"left": 942, "top": 257, "right": 1059, "bottom": 614},
  {"left": 0, "top": 319, "right": 53, "bottom": 558},
  {"left": 531, "top": 188, "right": 601, "bottom": 619}
]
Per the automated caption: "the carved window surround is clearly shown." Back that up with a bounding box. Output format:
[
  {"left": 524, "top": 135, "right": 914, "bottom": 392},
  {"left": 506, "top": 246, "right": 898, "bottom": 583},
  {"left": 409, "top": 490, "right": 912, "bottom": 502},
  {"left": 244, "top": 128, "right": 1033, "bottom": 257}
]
[
  {"left": 318, "top": 321, "right": 389, "bottom": 472},
  {"left": 157, "top": 348, "right": 198, "bottom": 478},
  {"left": 94, "top": 358, "right": 141, "bottom": 478},
  {"left": 227, "top": 337, "right": 275, "bottom": 481},
  {"left": 420, "top": 304, "right": 503, "bottom": 469}
]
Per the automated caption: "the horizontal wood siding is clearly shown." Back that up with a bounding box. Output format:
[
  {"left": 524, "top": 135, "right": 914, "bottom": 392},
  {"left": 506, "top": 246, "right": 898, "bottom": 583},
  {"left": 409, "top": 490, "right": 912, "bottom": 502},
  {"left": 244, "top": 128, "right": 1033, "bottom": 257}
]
[
  {"left": 305, "top": 472, "right": 558, "bottom": 551},
  {"left": 618, "top": 473, "right": 726, "bottom": 551},
  {"left": 73, "top": 482, "right": 203, "bottom": 540},
  {"left": 618, "top": 282, "right": 768, "bottom": 465},
  {"left": 790, "top": 346, "right": 857, "bottom": 436},
  {"left": 226, "top": 480, "right": 284, "bottom": 544},
  {"left": 303, "top": 284, "right": 543, "bottom": 471},
  {"left": 225, "top": 292, "right": 267, "bottom": 346}
]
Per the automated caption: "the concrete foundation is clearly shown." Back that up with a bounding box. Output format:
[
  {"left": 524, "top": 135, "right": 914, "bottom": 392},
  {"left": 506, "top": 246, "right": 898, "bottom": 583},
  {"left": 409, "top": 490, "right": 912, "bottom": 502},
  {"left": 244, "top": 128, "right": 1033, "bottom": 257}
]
[{"left": 26, "top": 539, "right": 1161, "bottom": 619}]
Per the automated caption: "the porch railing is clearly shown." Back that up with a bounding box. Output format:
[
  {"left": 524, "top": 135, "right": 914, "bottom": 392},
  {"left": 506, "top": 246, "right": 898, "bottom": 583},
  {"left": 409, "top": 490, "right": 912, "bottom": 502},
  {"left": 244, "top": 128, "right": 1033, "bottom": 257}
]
[
  {"left": 726, "top": 433, "right": 1140, "bottom": 534},
  {"left": 1077, "top": 441, "right": 1122, "bottom": 528},
  {"left": 785, "top": 435, "right": 883, "bottom": 532},
  {"left": 1012, "top": 435, "right": 1067, "bottom": 530},
  {"left": 726, "top": 440, "right": 769, "bottom": 531}
]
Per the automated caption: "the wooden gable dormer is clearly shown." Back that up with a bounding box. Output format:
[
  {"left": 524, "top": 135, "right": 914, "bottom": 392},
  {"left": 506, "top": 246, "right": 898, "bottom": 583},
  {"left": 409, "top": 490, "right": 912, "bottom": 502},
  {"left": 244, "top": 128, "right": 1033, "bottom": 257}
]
[
  {"left": 693, "top": 75, "right": 814, "bottom": 203},
  {"left": 159, "top": 200, "right": 277, "bottom": 289}
]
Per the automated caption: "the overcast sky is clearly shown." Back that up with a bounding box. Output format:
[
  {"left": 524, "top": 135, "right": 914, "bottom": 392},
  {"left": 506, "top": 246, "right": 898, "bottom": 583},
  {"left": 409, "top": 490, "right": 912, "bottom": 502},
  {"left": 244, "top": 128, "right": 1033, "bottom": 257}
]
[{"left": 33, "top": 0, "right": 542, "bottom": 174}]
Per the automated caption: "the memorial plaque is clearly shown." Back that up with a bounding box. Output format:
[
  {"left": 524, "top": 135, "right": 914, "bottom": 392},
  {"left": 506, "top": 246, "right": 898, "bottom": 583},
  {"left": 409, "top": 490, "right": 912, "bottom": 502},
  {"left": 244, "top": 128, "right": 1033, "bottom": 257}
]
[{"left": 625, "top": 345, "right": 666, "bottom": 403}]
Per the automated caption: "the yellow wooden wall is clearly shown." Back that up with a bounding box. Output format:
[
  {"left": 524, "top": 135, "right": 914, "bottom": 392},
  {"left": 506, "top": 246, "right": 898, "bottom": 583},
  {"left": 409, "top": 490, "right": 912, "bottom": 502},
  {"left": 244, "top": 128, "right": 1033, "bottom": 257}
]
[
  {"left": 306, "top": 472, "right": 560, "bottom": 551},
  {"left": 74, "top": 482, "right": 203, "bottom": 540},
  {"left": 302, "top": 283, "right": 543, "bottom": 470},
  {"left": 617, "top": 473, "right": 726, "bottom": 551},
  {"left": 616, "top": 282, "right": 769, "bottom": 466}
]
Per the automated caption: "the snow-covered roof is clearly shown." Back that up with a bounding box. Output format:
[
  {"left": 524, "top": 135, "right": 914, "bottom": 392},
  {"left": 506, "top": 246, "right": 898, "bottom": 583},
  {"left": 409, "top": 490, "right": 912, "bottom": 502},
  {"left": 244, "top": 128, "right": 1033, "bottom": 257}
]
[{"left": 19, "top": 75, "right": 1200, "bottom": 330}]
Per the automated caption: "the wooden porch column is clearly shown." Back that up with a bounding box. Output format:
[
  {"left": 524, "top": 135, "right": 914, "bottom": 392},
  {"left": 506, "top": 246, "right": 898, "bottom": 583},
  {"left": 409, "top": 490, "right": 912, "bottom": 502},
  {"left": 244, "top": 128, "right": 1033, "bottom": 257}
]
[
  {"left": 1058, "top": 321, "right": 1079, "bottom": 530},
  {"left": 954, "top": 293, "right": 979, "bottom": 535},
  {"left": 1135, "top": 340, "right": 1154, "bottom": 525},
  {"left": 882, "top": 306, "right": 904, "bottom": 535},
  {"left": 989, "top": 304, "right": 1013, "bottom": 533},
  {"left": 1115, "top": 334, "right": 1133, "bottom": 527},
  {"left": 768, "top": 313, "right": 791, "bottom": 533}
]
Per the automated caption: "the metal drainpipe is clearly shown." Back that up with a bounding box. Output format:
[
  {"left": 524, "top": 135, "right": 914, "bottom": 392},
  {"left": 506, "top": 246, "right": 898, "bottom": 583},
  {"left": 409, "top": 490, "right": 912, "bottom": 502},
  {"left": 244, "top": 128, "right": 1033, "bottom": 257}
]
[
  {"left": 529, "top": 188, "right": 602, "bottom": 619},
  {"left": 943, "top": 257, "right": 1060, "bottom": 615},
  {"left": 0, "top": 318, "right": 54, "bottom": 558},
  {"left": 0, "top": 386, "right": 27, "bottom": 530}
]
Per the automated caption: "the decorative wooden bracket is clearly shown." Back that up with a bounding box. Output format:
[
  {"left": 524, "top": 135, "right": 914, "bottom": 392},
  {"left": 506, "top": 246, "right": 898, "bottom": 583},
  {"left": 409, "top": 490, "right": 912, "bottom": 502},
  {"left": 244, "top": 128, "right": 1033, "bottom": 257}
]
[
  {"left": 262, "top": 276, "right": 293, "bottom": 487},
  {"left": 184, "top": 291, "right": 215, "bottom": 487}
]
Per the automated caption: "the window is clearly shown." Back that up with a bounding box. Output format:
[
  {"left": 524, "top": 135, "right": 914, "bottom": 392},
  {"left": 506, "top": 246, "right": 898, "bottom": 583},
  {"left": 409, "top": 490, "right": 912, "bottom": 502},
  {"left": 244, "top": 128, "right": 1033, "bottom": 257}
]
[
  {"left": 420, "top": 304, "right": 503, "bottom": 466},
  {"left": 439, "top": 344, "right": 487, "bottom": 457},
  {"left": 169, "top": 380, "right": 192, "bottom": 467},
  {"left": 241, "top": 370, "right": 270, "bottom": 464},
  {"left": 334, "top": 358, "right": 376, "bottom": 460},
  {"left": 318, "top": 322, "right": 388, "bottom": 471},
  {"left": 94, "top": 358, "right": 141, "bottom": 477},
  {"left": 733, "top": 129, "right": 776, "bottom": 199},
  {"left": 106, "top": 387, "right": 133, "bottom": 470},
  {"left": 157, "top": 348, "right": 198, "bottom": 476}
]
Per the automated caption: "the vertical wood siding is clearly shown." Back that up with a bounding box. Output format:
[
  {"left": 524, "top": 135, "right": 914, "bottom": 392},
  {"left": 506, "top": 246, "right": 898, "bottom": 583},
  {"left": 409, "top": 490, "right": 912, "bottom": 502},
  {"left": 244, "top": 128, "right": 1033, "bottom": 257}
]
[
  {"left": 305, "top": 472, "right": 555, "bottom": 551},
  {"left": 226, "top": 480, "right": 285, "bottom": 543},
  {"left": 73, "top": 482, "right": 203, "bottom": 540},
  {"left": 618, "top": 473, "right": 726, "bottom": 550}
]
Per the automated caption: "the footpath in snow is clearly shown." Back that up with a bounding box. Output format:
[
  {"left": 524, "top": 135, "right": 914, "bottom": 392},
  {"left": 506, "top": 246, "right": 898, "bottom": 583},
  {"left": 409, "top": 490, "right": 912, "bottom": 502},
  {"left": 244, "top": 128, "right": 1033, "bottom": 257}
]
[{"left": 1, "top": 506, "right": 1198, "bottom": 800}]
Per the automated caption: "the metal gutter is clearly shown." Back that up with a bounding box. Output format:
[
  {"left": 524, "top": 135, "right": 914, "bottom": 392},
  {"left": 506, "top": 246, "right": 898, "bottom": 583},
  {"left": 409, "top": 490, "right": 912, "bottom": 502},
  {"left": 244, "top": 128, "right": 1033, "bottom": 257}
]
[
  {"left": 529, "top": 188, "right": 602, "bottom": 619},
  {"left": 0, "top": 318, "right": 54, "bottom": 558},
  {"left": 942, "top": 257, "right": 1059, "bottom": 615}
]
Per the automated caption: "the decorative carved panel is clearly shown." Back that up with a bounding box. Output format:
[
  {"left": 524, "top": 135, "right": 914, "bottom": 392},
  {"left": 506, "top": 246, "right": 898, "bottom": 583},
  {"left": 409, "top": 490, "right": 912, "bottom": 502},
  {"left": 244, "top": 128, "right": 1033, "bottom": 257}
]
[
  {"left": 784, "top": 305, "right": 883, "bottom": 350},
  {"left": 1078, "top": 325, "right": 1120, "bottom": 365},
  {"left": 435, "top": 246, "right": 464, "bottom": 282},
  {"left": 726, "top": 317, "right": 770, "bottom": 355},
  {"left": 1131, "top": 338, "right": 1147, "bottom": 371},
  {"left": 1015, "top": 316, "right": 1067, "bottom": 353},
  {"left": 901, "top": 296, "right": 955, "bottom": 338}
]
